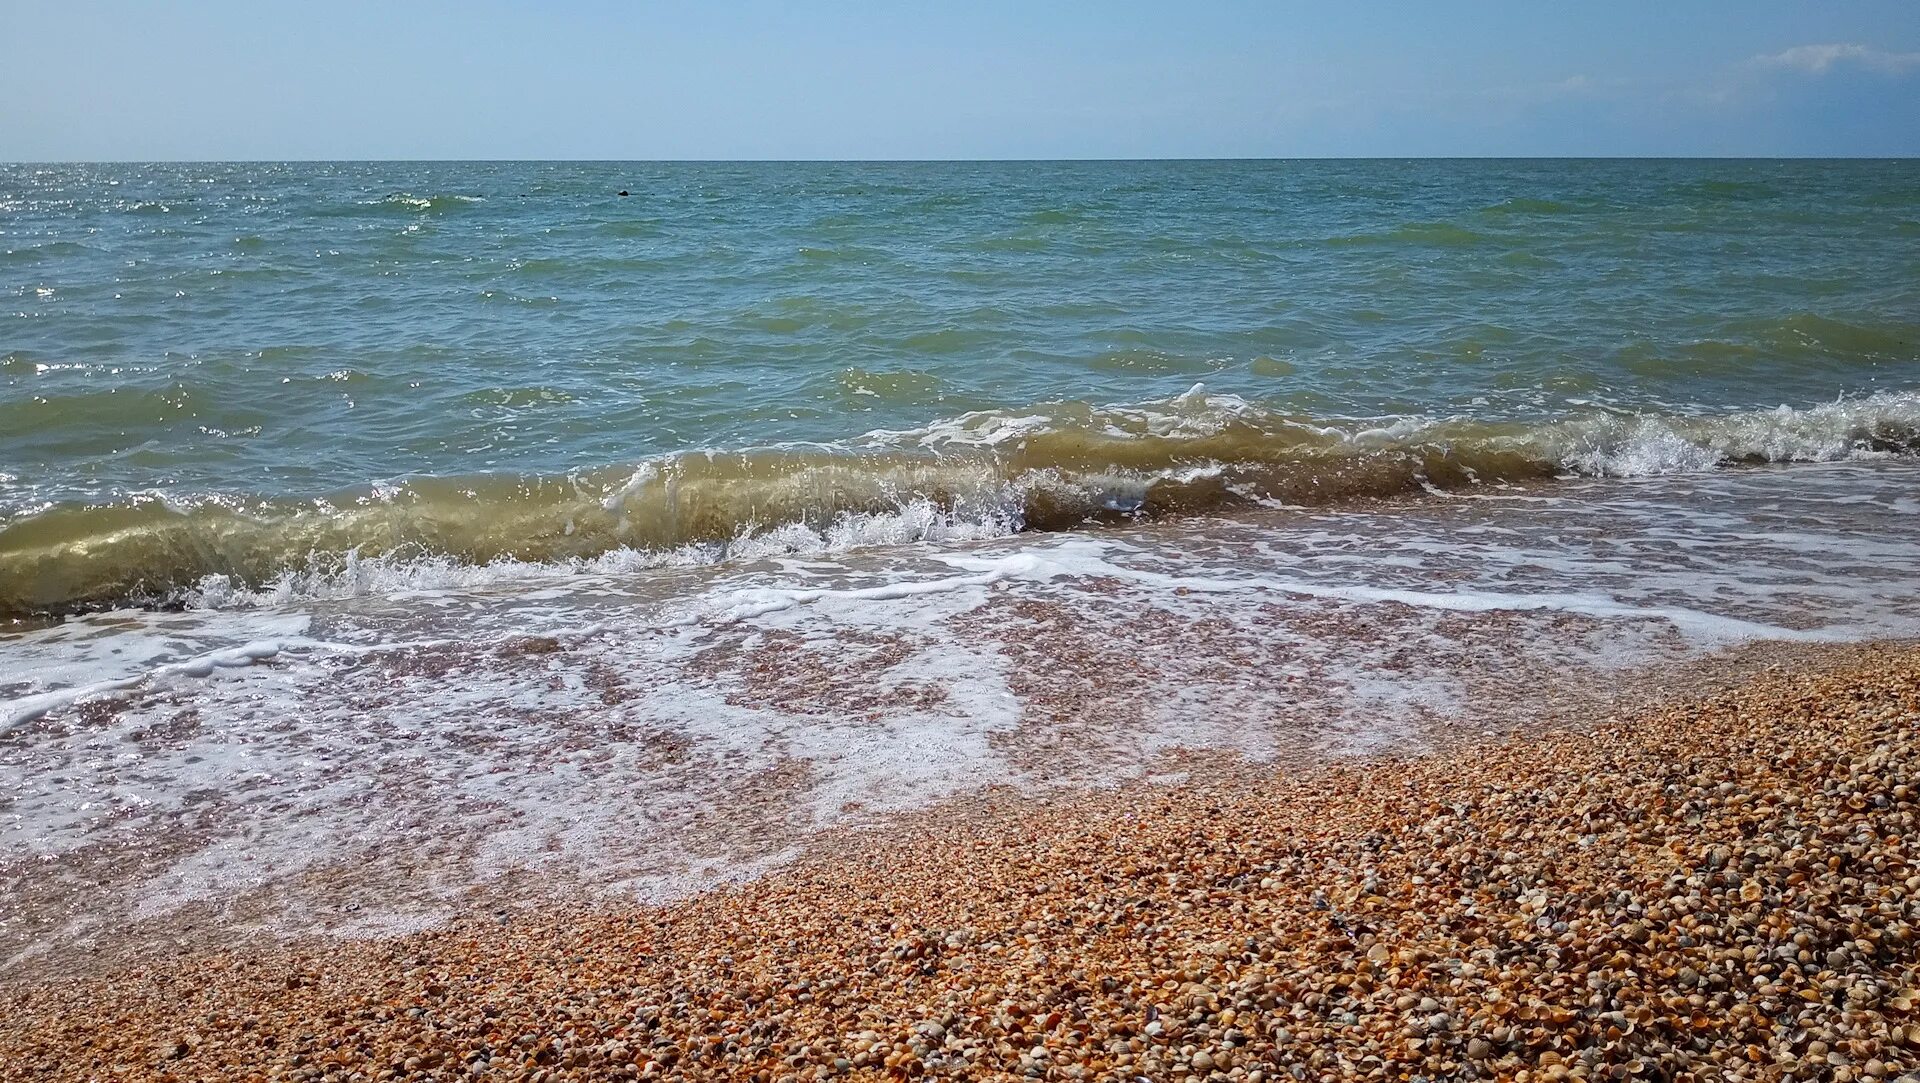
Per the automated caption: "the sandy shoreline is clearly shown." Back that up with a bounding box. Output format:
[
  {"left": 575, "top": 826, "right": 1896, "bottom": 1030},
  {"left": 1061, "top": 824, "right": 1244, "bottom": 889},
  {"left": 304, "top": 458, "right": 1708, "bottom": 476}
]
[
  {"left": 11, "top": 464, "right": 1920, "bottom": 992},
  {"left": 3, "top": 641, "right": 1918, "bottom": 1080},
  {"left": 1, "top": 635, "right": 1899, "bottom": 991}
]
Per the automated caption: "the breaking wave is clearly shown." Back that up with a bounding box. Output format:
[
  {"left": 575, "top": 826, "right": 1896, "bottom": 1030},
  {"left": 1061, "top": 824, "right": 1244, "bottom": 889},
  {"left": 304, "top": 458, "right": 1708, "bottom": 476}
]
[
  {"left": 358, "top": 192, "right": 487, "bottom": 214},
  {"left": 3, "top": 387, "right": 1918, "bottom": 617}
]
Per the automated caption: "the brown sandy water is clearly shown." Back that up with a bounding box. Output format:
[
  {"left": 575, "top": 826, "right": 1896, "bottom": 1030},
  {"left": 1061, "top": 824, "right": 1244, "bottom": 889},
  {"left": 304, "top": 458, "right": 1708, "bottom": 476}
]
[{"left": 4, "top": 460, "right": 1920, "bottom": 982}]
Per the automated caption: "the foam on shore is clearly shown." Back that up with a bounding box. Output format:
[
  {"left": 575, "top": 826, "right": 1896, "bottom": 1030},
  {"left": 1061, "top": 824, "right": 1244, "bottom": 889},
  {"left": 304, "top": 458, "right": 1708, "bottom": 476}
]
[
  {"left": 4, "top": 459, "right": 1920, "bottom": 974},
  {"left": 4, "top": 643, "right": 1916, "bottom": 1081}
]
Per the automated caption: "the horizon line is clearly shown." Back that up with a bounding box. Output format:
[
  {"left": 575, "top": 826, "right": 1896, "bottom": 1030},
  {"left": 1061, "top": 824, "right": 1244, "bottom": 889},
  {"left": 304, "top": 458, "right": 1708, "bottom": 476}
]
[{"left": 6, "top": 154, "right": 1920, "bottom": 166}]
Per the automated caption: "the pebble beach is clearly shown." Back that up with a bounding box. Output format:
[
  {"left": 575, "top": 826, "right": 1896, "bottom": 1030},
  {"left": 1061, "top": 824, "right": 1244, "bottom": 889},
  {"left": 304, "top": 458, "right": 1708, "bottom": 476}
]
[
  {"left": 9, "top": 154, "right": 1920, "bottom": 1083},
  {"left": 4, "top": 643, "right": 1917, "bottom": 1082}
]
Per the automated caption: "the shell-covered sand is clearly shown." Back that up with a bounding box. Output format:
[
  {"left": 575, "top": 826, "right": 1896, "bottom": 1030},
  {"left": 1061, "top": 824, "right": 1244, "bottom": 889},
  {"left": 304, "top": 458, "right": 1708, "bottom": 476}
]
[{"left": 4, "top": 646, "right": 1919, "bottom": 1082}]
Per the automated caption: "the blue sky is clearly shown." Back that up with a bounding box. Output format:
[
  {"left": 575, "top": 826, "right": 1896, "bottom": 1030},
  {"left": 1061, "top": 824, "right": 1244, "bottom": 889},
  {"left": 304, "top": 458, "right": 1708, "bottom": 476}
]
[{"left": 4, "top": 1, "right": 1917, "bottom": 159}]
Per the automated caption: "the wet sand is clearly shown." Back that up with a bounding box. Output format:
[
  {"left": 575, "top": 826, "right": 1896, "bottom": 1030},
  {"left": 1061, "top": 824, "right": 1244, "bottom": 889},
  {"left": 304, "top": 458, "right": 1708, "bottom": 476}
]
[{"left": 4, "top": 640, "right": 1918, "bottom": 1081}]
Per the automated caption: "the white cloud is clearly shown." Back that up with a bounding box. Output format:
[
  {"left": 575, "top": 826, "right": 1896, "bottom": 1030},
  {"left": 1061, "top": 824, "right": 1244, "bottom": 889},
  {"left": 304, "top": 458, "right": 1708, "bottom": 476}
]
[{"left": 1754, "top": 43, "right": 1920, "bottom": 75}]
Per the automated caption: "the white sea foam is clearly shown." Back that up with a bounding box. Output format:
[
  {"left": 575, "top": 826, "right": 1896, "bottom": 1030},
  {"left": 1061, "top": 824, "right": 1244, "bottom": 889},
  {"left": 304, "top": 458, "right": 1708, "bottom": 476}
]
[
  {"left": 178, "top": 496, "right": 1024, "bottom": 611},
  {"left": 1539, "top": 391, "right": 1920, "bottom": 476},
  {"left": 7, "top": 390, "right": 1919, "bottom": 623},
  {"left": 6, "top": 459, "right": 1920, "bottom": 953},
  {"left": 1, "top": 638, "right": 287, "bottom": 732},
  {"left": 964, "top": 538, "right": 1840, "bottom": 645},
  {"left": 82, "top": 387, "right": 1920, "bottom": 622}
]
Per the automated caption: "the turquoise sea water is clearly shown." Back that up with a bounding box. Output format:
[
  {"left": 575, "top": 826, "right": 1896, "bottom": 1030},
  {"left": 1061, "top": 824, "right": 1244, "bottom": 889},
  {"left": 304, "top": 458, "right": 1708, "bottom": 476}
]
[{"left": 2, "top": 159, "right": 1918, "bottom": 615}]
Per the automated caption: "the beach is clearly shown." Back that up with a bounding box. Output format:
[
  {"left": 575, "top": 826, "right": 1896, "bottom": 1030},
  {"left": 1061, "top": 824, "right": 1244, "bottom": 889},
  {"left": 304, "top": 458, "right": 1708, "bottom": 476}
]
[
  {"left": 7, "top": 460, "right": 1920, "bottom": 986},
  {"left": 4, "top": 640, "right": 1917, "bottom": 1081},
  {"left": 5, "top": 158, "right": 1920, "bottom": 1080}
]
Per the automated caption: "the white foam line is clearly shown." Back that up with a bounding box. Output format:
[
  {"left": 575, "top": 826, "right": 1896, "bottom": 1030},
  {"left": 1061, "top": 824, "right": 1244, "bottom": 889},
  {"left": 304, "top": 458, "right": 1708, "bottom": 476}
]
[
  {"left": 670, "top": 534, "right": 1832, "bottom": 645},
  {"left": 2, "top": 560, "right": 1050, "bottom": 732},
  {"left": 1, "top": 640, "right": 285, "bottom": 733},
  {"left": 279, "top": 634, "right": 462, "bottom": 656},
  {"left": 674, "top": 554, "right": 1058, "bottom": 626},
  {"left": 0, "top": 517, "right": 1847, "bottom": 734},
  {"left": 0, "top": 630, "right": 487, "bottom": 733},
  {"left": 939, "top": 539, "right": 1846, "bottom": 644}
]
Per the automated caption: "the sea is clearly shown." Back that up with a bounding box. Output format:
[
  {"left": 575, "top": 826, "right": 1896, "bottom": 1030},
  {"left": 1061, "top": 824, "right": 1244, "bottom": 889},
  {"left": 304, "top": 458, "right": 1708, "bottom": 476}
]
[{"left": 3, "top": 159, "right": 1919, "bottom": 961}]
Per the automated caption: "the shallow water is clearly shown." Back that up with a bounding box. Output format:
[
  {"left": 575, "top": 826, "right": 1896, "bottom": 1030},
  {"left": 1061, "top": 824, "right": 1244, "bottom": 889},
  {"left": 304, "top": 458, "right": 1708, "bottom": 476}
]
[
  {"left": 4, "top": 461, "right": 1920, "bottom": 967},
  {"left": 4, "top": 160, "right": 1920, "bottom": 966}
]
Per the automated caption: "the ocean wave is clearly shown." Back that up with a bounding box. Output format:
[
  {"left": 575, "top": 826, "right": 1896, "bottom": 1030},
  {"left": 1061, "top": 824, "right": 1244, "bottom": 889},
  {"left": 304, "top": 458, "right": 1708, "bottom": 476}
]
[
  {"left": 180, "top": 497, "right": 1020, "bottom": 610},
  {"left": 3, "top": 387, "right": 1918, "bottom": 617},
  {"left": 360, "top": 192, "right": 487, "bottom": 214},
  {"left": 0, "top": 240, "right": 102, "bottom": 264}
]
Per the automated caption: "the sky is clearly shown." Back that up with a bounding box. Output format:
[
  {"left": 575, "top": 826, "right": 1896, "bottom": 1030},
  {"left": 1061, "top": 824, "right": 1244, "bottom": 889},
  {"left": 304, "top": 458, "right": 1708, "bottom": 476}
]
[{"left": 3, "top": 1, "right": 1917, "bottom": 160}]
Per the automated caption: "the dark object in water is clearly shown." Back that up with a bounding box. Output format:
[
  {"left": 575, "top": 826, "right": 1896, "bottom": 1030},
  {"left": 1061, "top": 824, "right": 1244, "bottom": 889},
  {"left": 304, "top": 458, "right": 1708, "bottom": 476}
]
[{"left": 617, "top": 190, "right": 629, "bottom": 197}]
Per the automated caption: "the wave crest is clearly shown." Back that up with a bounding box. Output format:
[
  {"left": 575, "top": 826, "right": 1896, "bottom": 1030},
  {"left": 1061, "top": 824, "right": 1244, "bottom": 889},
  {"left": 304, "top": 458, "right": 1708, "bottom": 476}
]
[{"left": 3, "top": 388, "right": 1917, "bottom": 617}]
